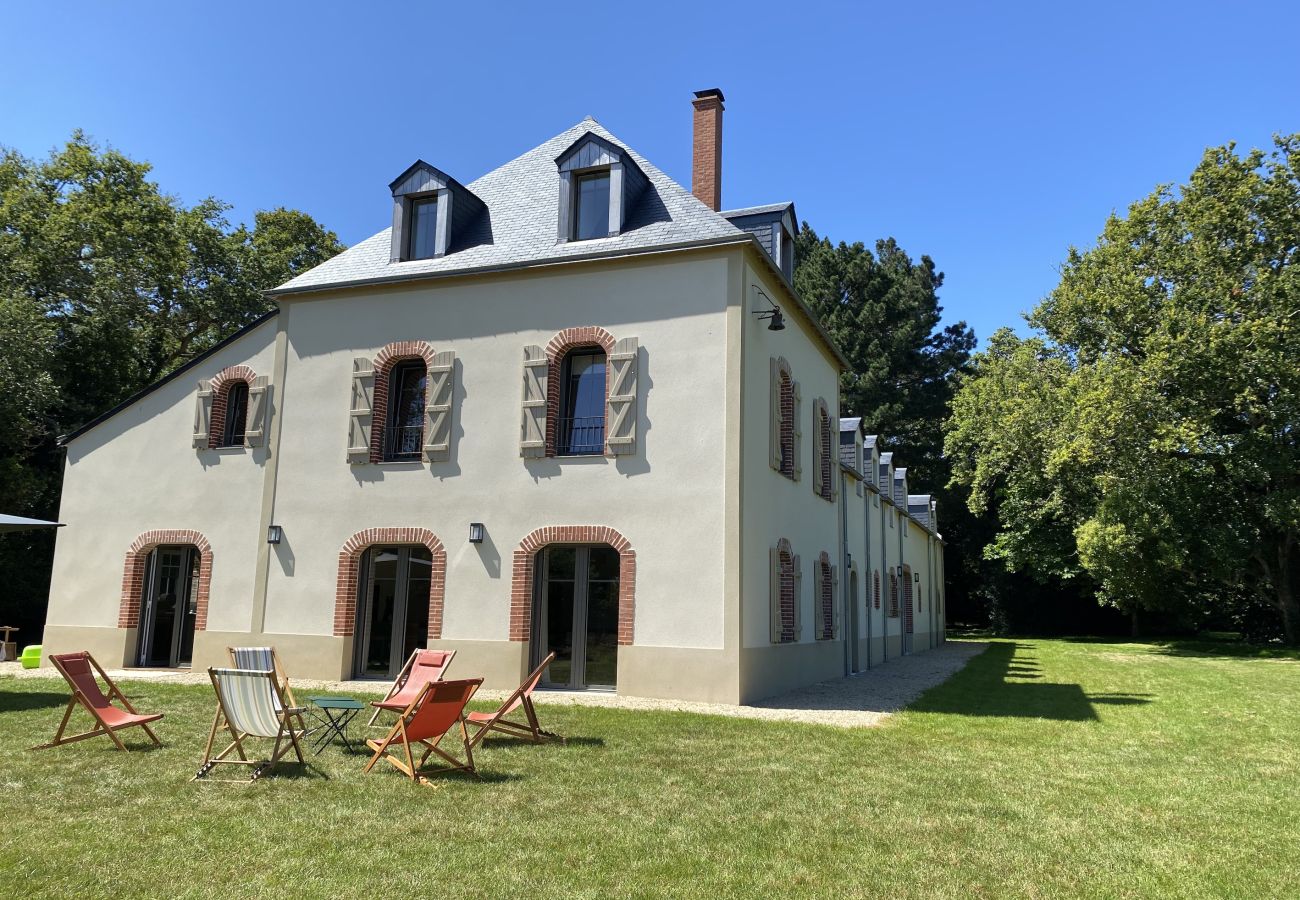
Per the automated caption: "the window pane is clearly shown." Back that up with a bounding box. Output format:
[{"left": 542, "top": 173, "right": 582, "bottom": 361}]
[
  {"left": 588, "top": 546, "right": 620, "bottom": 583},
  {"left": 573, "top": 172, "right": 610, "bottom": 241},
  {"left": 559, "top": 351, "right": 606, "bottom": 455},
  {"left": 386, "top": 362, "right": 426, "bottom": 459},
  {"left": 223, "top": 382, "right": 248, "bottom": 447},
  {"left": 408, "top": 198, "right": 437, "bottom": 259},
  {"left": 402, "top": 548, "right": 432, "bottom": 662},
  {"left": 547, "top": 546, "right": 576, "bottom": 581}
]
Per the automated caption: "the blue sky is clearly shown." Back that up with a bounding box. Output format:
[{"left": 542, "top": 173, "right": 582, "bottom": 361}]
[{"left": 4, "top": 1, "right": 1297, "bottom": 345}]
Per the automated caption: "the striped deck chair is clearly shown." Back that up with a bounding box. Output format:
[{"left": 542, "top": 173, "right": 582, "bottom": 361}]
[
  {"left": 195, "top": 668, "right": 307, "bottom": 782},
  {"left": 466, "top": 652, "right": 562, "bottom": 749},
  {"left": 31, "top": 651, "right": 163, "bottom": 752},
  {"left": 227, "top": 646, "right": 297, "bottom": 708},
  {"left": 367, "top": 648, "right": 456, "bottom": 727},
  {"left": 365, "top": 678, "right": 483, "bottom": 786}
]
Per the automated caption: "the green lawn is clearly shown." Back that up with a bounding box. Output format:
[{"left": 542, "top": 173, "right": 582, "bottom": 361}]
[{"left": 3, "top": 637, "right": 1298, "bottom": 898}]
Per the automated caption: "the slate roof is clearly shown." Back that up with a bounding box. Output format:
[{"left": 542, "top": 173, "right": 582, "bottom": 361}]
[
  {"left": 719, "top": 201, "right": 796, "bottom": 219},
  {"left": 272, "top": 118, "right": 747, "bottom": 296}
]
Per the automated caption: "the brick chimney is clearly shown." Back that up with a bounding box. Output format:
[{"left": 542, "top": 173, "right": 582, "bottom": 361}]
[{"left": 691, "top": 88, "right": 725, "bottom": 210}]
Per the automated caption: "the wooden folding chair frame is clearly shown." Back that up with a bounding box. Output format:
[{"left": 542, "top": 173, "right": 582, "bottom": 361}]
[
  {"left": 31, "top": 652, "right": 163, "bottom": 753},
  {"left": 466, "top": 651, "right": 563, "bottom": 749},
  {"left": 226, "top": 645, "right": 298, "bottom": 708},
  {"left": 194, "top": 669, "right": 308, "bottom": 783},
  {"left": 364, "top": 679, "right": 482, "bottom": 786},
  {"left": 366, "top": 647, "right": 456, "bottom": 727}
]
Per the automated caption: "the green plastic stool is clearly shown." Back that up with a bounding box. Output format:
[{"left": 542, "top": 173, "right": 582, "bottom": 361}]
[{"left": 19, "top": 645, "right": 41, "bottom": 669}]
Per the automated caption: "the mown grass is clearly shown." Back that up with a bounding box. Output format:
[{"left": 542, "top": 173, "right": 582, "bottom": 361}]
[{"left": 2, "top": 637, "right": 1297, "bottom": 898}]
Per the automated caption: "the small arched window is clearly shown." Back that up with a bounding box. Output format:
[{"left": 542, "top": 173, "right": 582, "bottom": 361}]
[
  {"left": 557, "top": 347, "right": 606, "bottom": 455},
  {"left": 219, "top": 381, "right": 249, "bottom": 448},
  {"left": 384, "top": 359, "right": 427, "bottom": 461}
]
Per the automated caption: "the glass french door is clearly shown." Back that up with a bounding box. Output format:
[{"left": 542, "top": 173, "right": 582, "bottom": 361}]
[
  {"left": 533, "top": 545, "right": 620, "bottom": 690},
  {"left": 353, "top": 545, "right": 432, "bottom": 679},
  {"left": 137, "top": 546, "right": 199, "bottom": 668}
]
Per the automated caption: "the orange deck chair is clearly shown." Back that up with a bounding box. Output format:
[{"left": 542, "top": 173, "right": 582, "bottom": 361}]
[
  {"left": 32, "top": 651, "right": 163, "bottom": 752},
  {"left": 367, "top": 648, "right": 456, "bottom": 727},
  {"left": 364, "top": 677, "right": 483, "bottom": 785},
  {"left": 466, "top": 651, "right": 561, "bottom": 749}
]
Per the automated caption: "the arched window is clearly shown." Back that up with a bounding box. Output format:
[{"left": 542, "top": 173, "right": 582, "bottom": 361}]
[
  {"left": 557, "top": 347, "right": 607, "bottom": 455},
  {"left": 219, "top": 381, "right": 249, "bottom": 448},
  {"left": 384, "top": 359, "right": 427, "bottom": 461}
]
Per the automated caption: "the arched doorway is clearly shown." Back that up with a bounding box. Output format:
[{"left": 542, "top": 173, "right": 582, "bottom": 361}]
[{"left": 136, "top": 545, "right": 201, "bottom": 668}]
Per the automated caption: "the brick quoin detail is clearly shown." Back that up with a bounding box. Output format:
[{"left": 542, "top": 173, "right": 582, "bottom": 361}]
[
  {"left": 368, "top": 341, "right": 437, "bottom": 464},
  {"left": 207, "top": 365, "right": 257, "bottom": 448},
  {"left": 334, "top": 527, "right": 446, "bottom": 639},
  {"left": 118, "top": 530, "right": 213, "bottom": 631},
  {"left": 544, "top": 326, "right": 617, "bottom": 457},
  {"left": 510, "top": 525, "right": 636, "bottom": 646},
  {"left": 776, "top": 537, "right": 795, "bottom": 643}
]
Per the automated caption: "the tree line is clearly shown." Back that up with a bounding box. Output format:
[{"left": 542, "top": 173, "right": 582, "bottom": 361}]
[{"left": 3, "top": 131, "right": 1294, "bottom": 645}]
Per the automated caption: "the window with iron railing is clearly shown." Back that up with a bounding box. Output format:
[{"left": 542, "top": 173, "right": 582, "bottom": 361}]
[
  {"left": 384, "top": 360, "right": 427, "bottom": 461},
  {"left": 558, "top": 349, "right": 605, "bottom": 455}
]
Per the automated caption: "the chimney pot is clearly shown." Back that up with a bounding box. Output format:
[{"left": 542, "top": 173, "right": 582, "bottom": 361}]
[{"left": 691, "top": 88, "right": 725, "bottom": 211}]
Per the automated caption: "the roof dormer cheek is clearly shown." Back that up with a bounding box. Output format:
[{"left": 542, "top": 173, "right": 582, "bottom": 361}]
[{"left": 555, "top": 132, "right": 648, "bottom": 243}]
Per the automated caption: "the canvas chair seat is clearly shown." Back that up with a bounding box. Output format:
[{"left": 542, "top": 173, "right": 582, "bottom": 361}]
[
  {"left": 32, "top": 651, "right": 163, "bottom": 753},
  {"left": 466, "top": 652, "right": 562, "bottom": 748},
  {"left": 367, "top": 649, "right": 455, "bottom": 726},
  {"left": 227, "top": 646, "right": 296, "bottom": 710},
  {"left": 195, "top": 667, "right": 307, "bottom": 783},
  {"left": 364, "top": 678, "right": 482, "bottom": 785}
]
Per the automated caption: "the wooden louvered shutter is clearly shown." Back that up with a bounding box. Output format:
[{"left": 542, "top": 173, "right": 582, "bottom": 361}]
[
  {"left": 520, "top": 345, "right": 548, "bottom": 458},
  {"left": 813, "top": 560, "right": 824, "bottom": 639},
  {"left": 193, "top": 380, "right": 212, "bottom": 450},
  {"left": 423, "top": 350, "right": 454, "bottom": 462},
  {"left": 244, "top": 376, "right": 270, "bottom": 448},
  {"left": 606, "top": 337, "right": 638, "bottom": 455},
  {"left": 812, "top": 400, "right": 825, "bottom": 499},
  {"left": 830, "top": 414, "right": 840, "bottom": 501},
  {"left": 347, "top": 357, "right": 375, "bottom": 464},
  {"left": 793, "top": 553, "right": 803, "bottom": 640},
  {"left": 770, "top": 546, "right": 783, "bottom": 644},
  {"left": 832, "top": 564, "right": 841, "bottom": 639},
  {"left": 792, "top": 382, "right": 803, "bottom": 481},
  {"left": 769, "top": 359, "right": 782, "bottom": 470}
]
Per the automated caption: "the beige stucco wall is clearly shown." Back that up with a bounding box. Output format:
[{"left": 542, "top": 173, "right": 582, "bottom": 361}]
[
  {"left": 43, "top": 318, "right": 278, "bottom": 666},
  {"left": 736, "top": 254, "right": 844, "bottom": 701},
  {"left": 264, "top": 252, "right": 731, "bottom": 656}
]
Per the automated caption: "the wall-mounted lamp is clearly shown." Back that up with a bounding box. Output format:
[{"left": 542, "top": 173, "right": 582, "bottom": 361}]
[
  {"left": 469, "top": 522, "right": 485, "bottom": 544},
  {"left": 913, "top": 572, "right": 921, "bottom": 583},
  {"left": 266, "top": 525, "right": 283, "bottom": 545},
  {"left": 751, "top": 288, "right": 786, "bottom": 331},
  {"left": 846, "top": 553, "right": 852, "bottom": 569}
]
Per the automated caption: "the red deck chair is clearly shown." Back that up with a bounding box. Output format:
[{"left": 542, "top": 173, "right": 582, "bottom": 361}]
[
  {"left": 366, "top": 648, "right": 456, "bottom": 727},
  {"left": 466, "top": 652, "right": 562, "bottom": 749},
  {"left": 364, "top": 677, "right": 483, "bottom": 785},
  {"left": 31, "top": 651, "right": 163, "bottom": 752}
]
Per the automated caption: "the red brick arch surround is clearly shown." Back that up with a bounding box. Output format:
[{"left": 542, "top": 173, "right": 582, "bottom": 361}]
[
  {"left": 207, "top": 364, "right": 257, "bottom": 448},
  {"left": 334, "top": 527, "right": 446, "bottom": 639},
  {"left": 545, "top": 326, "right": 616, "bottom": 457},
  {"left": 118, "top": 530, "right": 213, "bottom": 631},
  {"left": 368, "top": 340, "right": 438, "bottom": 464},
  {"left": 509, "top": 525, "right": 636, "bottom": 645}
]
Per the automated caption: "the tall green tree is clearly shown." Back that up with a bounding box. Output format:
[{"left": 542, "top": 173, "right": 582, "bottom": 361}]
[
  {"left": 946, "top": 135, "right": 1300, "bottom": 642},
  {"left": 794, "top": 229, "right": 986, "bottom": 620},
  {"left": 0, "top": 132, "right": 344, "bottom": 637}
]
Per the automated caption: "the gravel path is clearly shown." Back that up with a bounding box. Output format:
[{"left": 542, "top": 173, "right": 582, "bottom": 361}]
[{"left": 1, "top": 640, "right": 987, "bottom": 729}]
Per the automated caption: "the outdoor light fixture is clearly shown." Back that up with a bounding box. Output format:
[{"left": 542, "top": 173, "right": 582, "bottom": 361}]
[
  {"left": 469, "top": 523, "right": 485, "bottom": 544},
  {"left": 751, "top": 287, "right": 786, "bottom": 331},
  {"left": 266, "top": 525, "right": 283, "bottom": 545},
  {"left": 914, "top": 572, "right": 921, "bottom": 583}
]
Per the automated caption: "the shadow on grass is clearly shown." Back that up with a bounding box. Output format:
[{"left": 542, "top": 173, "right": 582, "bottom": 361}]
[
  {"left": 0, "top": 690, "right": 72, "bottom": 712},
  {"left": 910, "top": 642, "right": 1154, "bottom": 721},
  {"left": 1058, "top": 634, "right": 1300, "bottom": 661}
]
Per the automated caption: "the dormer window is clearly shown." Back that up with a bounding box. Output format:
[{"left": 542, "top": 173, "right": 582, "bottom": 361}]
[
  {"left": 573, "top": 171, "right": 612, "bottom": 241},
  {"left": 556, "top": 131, "right": 648, "bottom": 244},
  {"left": 388, "top": 160, "right": 486, "bottom": 263}
]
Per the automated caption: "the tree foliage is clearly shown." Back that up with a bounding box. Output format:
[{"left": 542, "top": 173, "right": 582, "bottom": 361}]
[
  {"left": 946, "top": 135, "right": 1300, "bottom": 642},
  {"left": 0, "top": 132, "right": 344, "bottom": 637}
]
